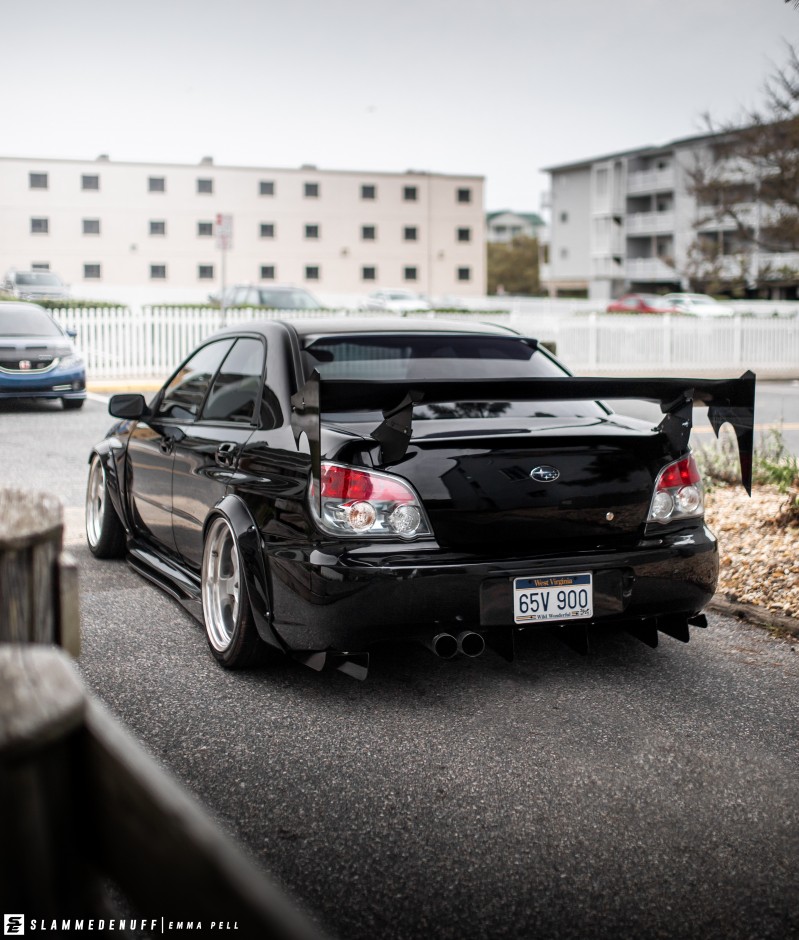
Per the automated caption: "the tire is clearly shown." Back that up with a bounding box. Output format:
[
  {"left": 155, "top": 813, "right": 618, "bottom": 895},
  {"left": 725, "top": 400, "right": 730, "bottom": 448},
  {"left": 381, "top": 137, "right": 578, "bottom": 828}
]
[
  {"left": 63, "top": 398, "right": 85, "bottom": 410},
  {"left": 201, "top": 515, "right": 266, "bottom": 669},
  {"left": 85, "top": 454, "right": 126, "bottom": 558}
]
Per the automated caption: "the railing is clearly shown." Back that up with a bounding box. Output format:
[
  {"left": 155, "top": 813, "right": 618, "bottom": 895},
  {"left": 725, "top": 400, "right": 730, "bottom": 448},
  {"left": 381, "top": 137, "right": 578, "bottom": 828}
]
[
  {"left": 625, "top": 211, "right": 675, "bottom": 235},
  {"left": 54, "top": 305, "right": 799, "bottom": 381}
]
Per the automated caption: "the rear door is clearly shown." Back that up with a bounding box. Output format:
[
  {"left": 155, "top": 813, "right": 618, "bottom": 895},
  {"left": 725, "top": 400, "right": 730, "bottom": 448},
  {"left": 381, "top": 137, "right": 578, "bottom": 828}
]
[{"left": 171, "top": 336, "right": 266, "bottom": 569}]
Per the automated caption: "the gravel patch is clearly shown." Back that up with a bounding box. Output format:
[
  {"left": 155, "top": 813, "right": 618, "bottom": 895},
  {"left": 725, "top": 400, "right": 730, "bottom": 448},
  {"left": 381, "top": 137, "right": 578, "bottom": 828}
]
[{"left": 705, "top": 484, "right": 799, "bottom": 623}]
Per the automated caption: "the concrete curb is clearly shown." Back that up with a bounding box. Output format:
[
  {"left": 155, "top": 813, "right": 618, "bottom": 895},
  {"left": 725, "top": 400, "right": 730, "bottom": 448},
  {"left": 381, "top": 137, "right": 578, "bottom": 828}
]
[
  {"left": 709, "top": 595, "right": 799, "bottom": 639},
  {"left": 87, "top": 380, "right": 162, "bottom": 395}
]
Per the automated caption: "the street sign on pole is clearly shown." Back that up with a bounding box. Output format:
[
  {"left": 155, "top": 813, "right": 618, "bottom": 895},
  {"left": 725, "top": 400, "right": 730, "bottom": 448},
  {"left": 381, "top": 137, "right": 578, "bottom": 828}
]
[
  {"left": 214, "top": 214, "right": 233, "bottom": 327},
  {"left": 214, "top": 213, "right": 233, "bottom": 251}
]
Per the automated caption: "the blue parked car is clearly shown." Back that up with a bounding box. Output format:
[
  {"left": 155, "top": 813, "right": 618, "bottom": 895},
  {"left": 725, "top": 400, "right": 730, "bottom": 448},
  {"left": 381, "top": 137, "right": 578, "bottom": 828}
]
[{"left": 0, "top": 302, "right": 86, "bottom": 409}]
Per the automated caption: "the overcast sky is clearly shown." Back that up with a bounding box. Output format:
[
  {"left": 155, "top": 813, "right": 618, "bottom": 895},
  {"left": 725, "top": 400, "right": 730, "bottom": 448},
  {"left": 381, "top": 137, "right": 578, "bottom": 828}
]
[{"left": 5, "top": 0, "right": 797, "bottom": 214}]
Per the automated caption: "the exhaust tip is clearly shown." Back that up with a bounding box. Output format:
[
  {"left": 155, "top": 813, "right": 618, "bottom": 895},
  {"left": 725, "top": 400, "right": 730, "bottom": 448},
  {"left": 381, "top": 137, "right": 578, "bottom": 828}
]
[
  {"left": 432, "top": 632, "right": 459, "bottom": 659},
  {"left": 457, "top": 630, "right": 485, "bottom": 658}
]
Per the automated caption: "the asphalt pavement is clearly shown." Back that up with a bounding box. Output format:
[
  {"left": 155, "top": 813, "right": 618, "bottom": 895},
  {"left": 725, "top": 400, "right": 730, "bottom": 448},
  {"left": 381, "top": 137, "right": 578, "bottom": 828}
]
[{"left": 0, "top": 397, "right": 797, "bottom": 940}]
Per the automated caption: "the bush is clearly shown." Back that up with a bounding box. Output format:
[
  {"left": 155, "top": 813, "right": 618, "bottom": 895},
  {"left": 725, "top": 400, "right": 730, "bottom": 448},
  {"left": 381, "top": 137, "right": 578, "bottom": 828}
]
[{"left": 695, "top": 427, "right": 799, "bottom": 525}]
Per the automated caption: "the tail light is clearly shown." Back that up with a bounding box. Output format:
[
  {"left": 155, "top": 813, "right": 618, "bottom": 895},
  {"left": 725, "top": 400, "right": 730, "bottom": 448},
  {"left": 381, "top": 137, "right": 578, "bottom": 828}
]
[
  {"left": 312, "top": 462, "right": 433, "bottom": 539},
  {"left": 647, "top": 454, "right": 704, "bottom": 524}
]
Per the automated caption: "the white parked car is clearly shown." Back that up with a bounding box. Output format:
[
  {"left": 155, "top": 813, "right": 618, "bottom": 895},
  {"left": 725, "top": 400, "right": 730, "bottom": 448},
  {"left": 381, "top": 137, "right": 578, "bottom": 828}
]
[
  {"left": 662, "top": 293, "right": 735, "bottom": 317},
  {"left": 367, "top": 289, "right": 432, "bottom": 313}
]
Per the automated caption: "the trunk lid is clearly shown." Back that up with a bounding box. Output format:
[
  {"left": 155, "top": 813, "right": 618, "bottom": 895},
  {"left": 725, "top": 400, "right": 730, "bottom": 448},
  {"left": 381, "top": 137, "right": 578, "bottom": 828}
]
[{"left": 365, "top": 415, "right": 670, "bottom": 554}]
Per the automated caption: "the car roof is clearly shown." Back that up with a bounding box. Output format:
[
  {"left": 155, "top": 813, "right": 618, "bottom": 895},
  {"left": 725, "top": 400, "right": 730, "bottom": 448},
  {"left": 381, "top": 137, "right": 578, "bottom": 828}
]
[
  {"left": 0, "top": 300, "right": 50, "bottom": 314},
  {"left": 272, "top": 316, "right": 521, "bottom": 340}
]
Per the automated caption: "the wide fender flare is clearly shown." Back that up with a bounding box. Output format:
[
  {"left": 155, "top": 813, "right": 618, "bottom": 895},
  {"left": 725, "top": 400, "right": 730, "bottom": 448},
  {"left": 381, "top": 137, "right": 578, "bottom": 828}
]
[
  {"left": 205, "top": 495, "right": 284, "bottom": 652},
  {"left": 88, "top": 439, "right": 131, "bottom": 535}
]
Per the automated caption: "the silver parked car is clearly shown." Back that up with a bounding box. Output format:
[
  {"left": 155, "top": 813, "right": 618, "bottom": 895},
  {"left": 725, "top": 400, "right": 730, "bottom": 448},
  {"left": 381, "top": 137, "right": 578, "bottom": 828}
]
[{"left": 3, "top": 270, "right": 70, "bottom": 302}]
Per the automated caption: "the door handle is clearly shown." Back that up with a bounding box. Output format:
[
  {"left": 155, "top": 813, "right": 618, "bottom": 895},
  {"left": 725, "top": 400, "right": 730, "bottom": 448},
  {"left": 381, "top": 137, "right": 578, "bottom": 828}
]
[
  {"left": 216, "top": 442, "right": 239, "bottom": 468},
  {"left": 159, "top": 437, "right": 174, "bottom": 456}
]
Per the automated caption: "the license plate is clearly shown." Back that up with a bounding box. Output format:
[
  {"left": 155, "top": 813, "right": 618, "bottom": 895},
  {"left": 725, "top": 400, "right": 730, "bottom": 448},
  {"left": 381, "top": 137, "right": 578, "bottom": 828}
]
[{"left": 513, "top": 572, "right": 593, "bottom": 624}]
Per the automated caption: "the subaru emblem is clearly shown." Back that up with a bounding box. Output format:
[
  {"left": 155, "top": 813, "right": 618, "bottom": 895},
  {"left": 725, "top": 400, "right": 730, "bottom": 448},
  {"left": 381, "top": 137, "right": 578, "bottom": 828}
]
[{"left": 530, "top": 465, "right": 560, "bottom": 483}]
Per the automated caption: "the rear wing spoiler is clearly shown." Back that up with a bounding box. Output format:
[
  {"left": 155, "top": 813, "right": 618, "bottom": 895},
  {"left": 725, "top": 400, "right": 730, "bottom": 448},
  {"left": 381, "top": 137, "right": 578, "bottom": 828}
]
[{"left": 291, "top": 370, "right": 756, "bottom": 501}]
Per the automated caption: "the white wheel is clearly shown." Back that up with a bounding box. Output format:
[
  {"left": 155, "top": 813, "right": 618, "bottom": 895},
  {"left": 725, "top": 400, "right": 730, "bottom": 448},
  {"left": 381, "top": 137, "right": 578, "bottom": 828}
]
[{"left": 201, "top": 515, "right": 264, "bottom": 668}]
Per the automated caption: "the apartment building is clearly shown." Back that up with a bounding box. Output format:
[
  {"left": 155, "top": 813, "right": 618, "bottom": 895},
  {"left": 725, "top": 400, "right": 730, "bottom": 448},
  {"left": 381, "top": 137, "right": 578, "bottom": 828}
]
[
  {"left": 0, "top": 155, "right": 486, "bottom": 300},
  {"left": 543, "top": 130, "right": 799, "bottom": 301},
  {"left": 485, "top": 210, "right": 545, "bottom": 243}
]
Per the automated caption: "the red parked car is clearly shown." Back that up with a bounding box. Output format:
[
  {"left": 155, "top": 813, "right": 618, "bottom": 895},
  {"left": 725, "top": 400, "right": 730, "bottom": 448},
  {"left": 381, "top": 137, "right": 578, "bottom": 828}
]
[{"left": 606, "top": 294, "right": 674, "bottom": 314}]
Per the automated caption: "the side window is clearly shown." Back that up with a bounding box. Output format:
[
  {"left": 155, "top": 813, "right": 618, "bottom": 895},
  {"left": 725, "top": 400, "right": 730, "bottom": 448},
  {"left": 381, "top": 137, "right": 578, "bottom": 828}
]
[
  {"left": 157, "top": 340, "right": 234, "bottom": 421},
  {"left": 202, "top": 337, "right": 266, "bottom": 425}
]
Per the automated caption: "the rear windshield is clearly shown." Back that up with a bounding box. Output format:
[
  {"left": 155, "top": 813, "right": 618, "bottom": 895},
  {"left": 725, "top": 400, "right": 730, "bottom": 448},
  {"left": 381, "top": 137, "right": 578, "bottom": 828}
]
[
  {"left": 0, "top": 308, "right": 63, "bottom": 337},
  {"left": 303, "top": 333, "right": 606, "bottom": 419},
  {"left": 15, "top": 272, "right": 62, "bottom": 287}
]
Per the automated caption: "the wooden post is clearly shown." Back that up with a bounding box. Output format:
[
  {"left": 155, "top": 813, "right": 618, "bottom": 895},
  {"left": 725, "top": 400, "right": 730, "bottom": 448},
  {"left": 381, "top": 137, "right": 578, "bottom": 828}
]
[
  {"left": 0, "top": 647, "right": 323, "bottom": 937},
  {"left": 0, "top": 488, "right": 80, "bottom": 655}
]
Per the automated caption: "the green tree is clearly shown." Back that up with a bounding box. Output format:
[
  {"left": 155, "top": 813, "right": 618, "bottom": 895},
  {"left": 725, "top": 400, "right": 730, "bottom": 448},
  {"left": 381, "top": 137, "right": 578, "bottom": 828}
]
[{"left": 486, "top": 235, "right": 540, "bottom": 295}]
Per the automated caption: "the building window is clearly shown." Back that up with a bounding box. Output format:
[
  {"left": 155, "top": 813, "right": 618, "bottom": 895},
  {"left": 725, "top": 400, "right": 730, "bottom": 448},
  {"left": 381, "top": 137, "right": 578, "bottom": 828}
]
[
  {"left": 560, "top": 248, "right": 569, "bottom": 259},
  {"left": 198, "top": 264, "right": 214, "bottom": 280},
  {"left": 260, "top": 223, "right": 275, "bottom": 238},
  {"left": 31, "top": 262, "right": 50, "bottom": 270},
  {"left": 305, "top": 224, "right": 320, "bottom": 239},
  {"left": 83, "top": 263, "right": 101, "bottom": 279},
  {"left": 259, "top": 180, "right": 275, "bottom": 196},
  {"left": 403, "top": 266, "right": 418, "bottom": 281},
  {"left": 148, "top": 176, "right": 166, "bottom": 193},
  {"left": 457, "top": 227, "right": 471, "bottom": 242},
  {"left": 304, "top": 182, "right": 319, "bottom": 198},
  {"left": 361, "top": 225, "right": 376, "bottom": 240},
  {"left": 29, "top": 172, "right": 48, "bottom": 190},
  {"left": 260, "top": 265, "right": 276, "bottom": 280},
  {"left": 456, "top": 188, "right": 472, "bottom": 204},
  {"left": 361, "top": 184, "right": 376, "bottom": 200},
  {"left": 150, "top": 220, "right": 166, "bottom": 236},
  {"left": 403, "top": 226, "right": 418, "bottom": 241},
  {"left": 31, "top": 218, "right": 49, "bottom": 235},
  {"left": 403, "top": 185, "right": 418, "bottom": 201},
  {"left": 197, "top": 221, "right": 213, "bottom": 236},
  {"left": 197, "top": 178, "right": 213, "bottom": 194},
  {"left": 362, "top": 266, "right": 377, "bottom": 281},
  {"left": 82, "top": 175, "right": 100, "bottom": 191},
  {"left": 82, "top": 218, "right": 100, "bottom": 235},
  {"left": 560, "top": 211, "right": 569, "bottom": 223},
  {"left": 305, "top": 265, "right": 320, "bottom": 280},
  {"left": 150, "top": 264, "right": 167, "bottom": 279},
  {"left": 457, "top": 266, "right": 471, "bottom": 282}
]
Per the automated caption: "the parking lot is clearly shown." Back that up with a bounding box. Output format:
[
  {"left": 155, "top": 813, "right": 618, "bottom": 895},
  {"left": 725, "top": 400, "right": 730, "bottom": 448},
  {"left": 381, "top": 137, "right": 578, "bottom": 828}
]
[{"left": 1, "top": 396, "right": 798, "bottom": 939}]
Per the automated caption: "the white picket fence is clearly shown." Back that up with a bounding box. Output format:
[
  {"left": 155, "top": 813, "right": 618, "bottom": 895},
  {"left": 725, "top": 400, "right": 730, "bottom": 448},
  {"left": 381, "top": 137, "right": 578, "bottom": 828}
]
[{"left": 56, "top": 306, "right": 799, "bottom": 380}]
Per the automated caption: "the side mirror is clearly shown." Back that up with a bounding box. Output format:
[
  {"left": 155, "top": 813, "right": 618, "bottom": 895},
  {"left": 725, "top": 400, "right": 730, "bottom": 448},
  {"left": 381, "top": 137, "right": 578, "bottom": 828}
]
[
  {"left": 66, "top": 328, "right": 77, "bottom": 340},
  {"left": 109, "top": 393, "right": 148, "bottom": 420}
]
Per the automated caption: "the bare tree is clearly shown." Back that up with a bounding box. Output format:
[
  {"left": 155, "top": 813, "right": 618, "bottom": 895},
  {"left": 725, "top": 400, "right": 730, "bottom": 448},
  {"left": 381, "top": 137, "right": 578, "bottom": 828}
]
[{"left": 686, "top": 44, "right": 799, "bottom": 291}]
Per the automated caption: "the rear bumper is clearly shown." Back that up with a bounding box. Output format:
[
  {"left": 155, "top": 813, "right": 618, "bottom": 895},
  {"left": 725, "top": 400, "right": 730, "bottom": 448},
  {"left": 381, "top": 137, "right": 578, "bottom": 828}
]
[{"left": 265, "top": 525, "right": 719, "bottom": 650}]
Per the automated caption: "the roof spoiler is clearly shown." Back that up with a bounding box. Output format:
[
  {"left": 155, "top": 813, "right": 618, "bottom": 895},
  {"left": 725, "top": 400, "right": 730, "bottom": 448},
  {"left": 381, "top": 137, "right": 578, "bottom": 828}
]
[{"left": 291, "top": 370, "right": 756, "bottom": 505}]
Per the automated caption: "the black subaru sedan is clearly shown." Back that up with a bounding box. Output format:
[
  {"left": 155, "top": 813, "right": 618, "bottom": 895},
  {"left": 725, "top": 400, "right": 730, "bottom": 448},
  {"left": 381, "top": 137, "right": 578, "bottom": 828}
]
[{"left": 86, "top": 317, "right": 754, "bottom": 679}]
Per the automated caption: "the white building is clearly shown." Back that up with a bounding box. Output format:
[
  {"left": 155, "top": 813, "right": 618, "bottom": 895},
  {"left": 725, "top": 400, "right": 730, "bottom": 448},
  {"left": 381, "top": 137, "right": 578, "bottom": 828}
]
[
  {"left": 485, "top": 210, "right": 545, "bottom": 243},
  {"left": 543, "top": 131, "right": 799, "bottom": 301},
  {"left": 0, "top": 155, "right": 486, "bottom": 302}
]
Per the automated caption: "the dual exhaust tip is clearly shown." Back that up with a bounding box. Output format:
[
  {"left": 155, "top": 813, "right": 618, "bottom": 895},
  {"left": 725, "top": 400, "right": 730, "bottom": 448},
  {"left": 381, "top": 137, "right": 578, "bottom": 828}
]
[{"left": 429, "top": 630, "right": 485, "bottom": 659}]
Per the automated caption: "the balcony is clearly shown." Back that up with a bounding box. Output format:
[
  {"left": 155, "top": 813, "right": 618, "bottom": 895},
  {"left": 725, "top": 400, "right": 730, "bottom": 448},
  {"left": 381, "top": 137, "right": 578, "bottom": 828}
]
[
  {"left": 625, "top": 211, "right": 675, "bottom": 235},
  {"left": 625, "top": 258, "right": 679, "bottom": 281},
  {"left": 626, "top": 168, "right": 675, "bottom": 195}
]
